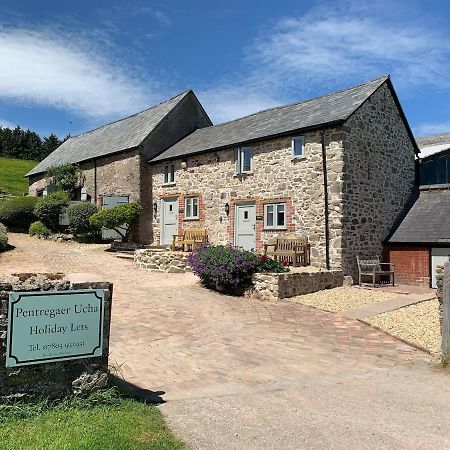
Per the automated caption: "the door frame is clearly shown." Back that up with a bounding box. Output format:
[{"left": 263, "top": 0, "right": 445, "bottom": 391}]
[
  {"left": 160, "top": 197, "right": 179, "bottom": 246},
  {"left": 234, "top": 202, "right": 256, "bottom": 250}
]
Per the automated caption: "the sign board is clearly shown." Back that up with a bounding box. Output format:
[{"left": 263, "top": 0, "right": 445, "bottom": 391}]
[
  {"left": 256, "top": 215, "right": 264, "bottom": 221},
  {"left": 6, "top": 290, "right": 105, "bottom": 367}
]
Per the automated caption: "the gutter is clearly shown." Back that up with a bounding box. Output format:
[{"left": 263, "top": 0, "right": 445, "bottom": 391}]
[{"left": 321, "top": 130, "right": 331, "bottom": 270}]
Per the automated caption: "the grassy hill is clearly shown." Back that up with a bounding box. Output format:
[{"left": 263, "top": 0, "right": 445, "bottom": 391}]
[{"left": 0, "top": 157, "right": 37, "bottom": 197}]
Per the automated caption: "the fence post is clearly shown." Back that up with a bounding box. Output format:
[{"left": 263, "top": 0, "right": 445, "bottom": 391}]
[{"left": 441, "top": 262, "right": 450, "bottom": 358}]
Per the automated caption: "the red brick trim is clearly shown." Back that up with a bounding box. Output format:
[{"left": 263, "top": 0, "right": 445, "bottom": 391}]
[
  {"left": 178, "top": 193, "right": 205, "bottom": 234},
  {"left": 228, "top": 197, "right": 294, "bottom": 252}
]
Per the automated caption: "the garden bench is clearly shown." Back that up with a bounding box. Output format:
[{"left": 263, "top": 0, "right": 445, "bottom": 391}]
[
  {"left": 356, "top": 255, "right": 395, "bottom": 287},
  {"left": 263, "top": 236, "right": 310, "bottom": 267},
  {"left": 171, "top": 228, "right": 208, "bottom": 251}
]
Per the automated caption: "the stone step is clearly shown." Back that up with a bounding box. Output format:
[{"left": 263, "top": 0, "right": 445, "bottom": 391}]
[{"left": 115, "top": 253, "right": 135, "bottom": 260}]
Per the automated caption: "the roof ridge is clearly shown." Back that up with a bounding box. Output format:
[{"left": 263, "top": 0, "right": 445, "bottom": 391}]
[
  {"left": 196, "top": 75, "right": 389, "bottom": 132},
  {"left": 67, "top": 89, "right": 192, "bottom": 140}
]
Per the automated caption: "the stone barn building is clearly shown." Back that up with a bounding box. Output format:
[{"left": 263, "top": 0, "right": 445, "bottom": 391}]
[
  {"left": 149, "top": 76, "right": 418, "bottom": 279},
  {"left": 28, "top": 75, "right": 418, "bottom": 280},
  {"left": 27, "top": 90, "right": 212, "bottom": 242}
]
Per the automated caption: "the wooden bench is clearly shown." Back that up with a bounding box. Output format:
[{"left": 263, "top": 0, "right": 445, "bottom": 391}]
[
  {"left": 263, "top": 236, "right": 310, "bottom": 267},
  {"left": 356, "top": 255, "right": 395, "bottom": 287},
  {"left": 171, "top": 228, "right": 208, "bottom": 251}
]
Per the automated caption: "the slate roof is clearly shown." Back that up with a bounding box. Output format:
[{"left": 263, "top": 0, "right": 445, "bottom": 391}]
[
  {"left": 150, "top": 75, "right": 393, "bottom": 163},
  {"left": 27, "top": 90, "right": 192, "bottom": 176},
  {"left": 388, "top": 188, "right": 450, "bottom": 244}
]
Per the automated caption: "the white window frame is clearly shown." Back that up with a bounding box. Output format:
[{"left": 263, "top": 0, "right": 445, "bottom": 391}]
[
  {"left": 235, "top": 147, "right": 253, "bottom": 174},
  {"left": 163, "top": 163, "right": 175, "bottom": 185},
  {"left": 292, "top": 136, "right": 305, "bottom": 159},
  {"left": 264, "top": 202, "right": 286, "bottom": 229},
  {"left": 184, "top": 196, "right": 199, "bottom": 220}
]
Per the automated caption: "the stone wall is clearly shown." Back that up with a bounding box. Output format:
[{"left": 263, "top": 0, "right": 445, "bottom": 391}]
[
  {"left": 0, "top": 273, "right": 112, "bottom": 400},
  {"left": 150, "top": 128, "right": 345, "bottom": 269},
  {"left": 135, "top": 248, "right": 191, "bottom": 273},
  {"left": 341, "top": 83, "right": 416, "bottom": 279},
  {"left": 251, "top": 269, "right": 345, "bottom": 301}
]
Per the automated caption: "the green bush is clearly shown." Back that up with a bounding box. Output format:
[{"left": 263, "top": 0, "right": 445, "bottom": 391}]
[
  {"left": 0, "top": 196, "right": 38, "bottom": 230},
  {"left": 0, "top": 222, "right": 8, "bottom": 250},
  {"left": 89, "top": 201, "right": 142, "bottom": 242},
  {"left": 29, "top": 220, "right": 50, "bottom": 238},
  {"left": 34, "top": 191, "right": 69, "bottom": 231},
  {"left": 67, "top": 202, "right": 99, "bottom": 237},
  {"left": 188, "top": 245, "right": 288, "bottom": 295}
]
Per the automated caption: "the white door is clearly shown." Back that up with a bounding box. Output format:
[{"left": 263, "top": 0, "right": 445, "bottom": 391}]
[
  {"left": 431, "top": 248, "right": 450, "bottom": 288},
  {"left": 234, "top": 203, "right": 256, "bottom": 251},
  {"left": 102, "top": 195, "right": 129, "bottom": 240},
  {"left": 161, "top": 198, "right": 178, "bottom": 246}
]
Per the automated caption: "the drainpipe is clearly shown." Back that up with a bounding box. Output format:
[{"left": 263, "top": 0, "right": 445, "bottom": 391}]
[
  {"left": 94, "top": 159, "right": 97, "bottom": 205},
  {"left": 321, "top": 130, "right": 331, "bottom": 270}
]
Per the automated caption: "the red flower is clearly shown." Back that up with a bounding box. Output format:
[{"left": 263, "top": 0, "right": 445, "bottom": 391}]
[
  {"left": 282, "top": 260, "right": 289, "bottom": 266},
  {"left": 260, "top": 255, "right": 269, "bottom": 261}
]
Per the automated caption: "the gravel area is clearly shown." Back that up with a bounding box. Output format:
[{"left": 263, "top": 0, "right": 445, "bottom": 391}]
[
  {"left": 288, "top": 286, "right": 398, "bottom": 312},
  {"left": 367, "top": 299, "right": 440, "bottom": 354}
]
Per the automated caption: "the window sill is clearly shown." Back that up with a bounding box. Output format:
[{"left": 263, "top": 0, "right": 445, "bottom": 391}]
[
  {"left": 263, "top": 227, "right": 287, "bottom": 231},
  {"left": 233, "top": 172, "right": 254, "bottom": 178},
  {"left": 183, "top": 217, "right": 199, "bottom": 221},
  {"left": 291, "top": 155, "right": 306, "bottom": 161},
  {"left": 162, "top": 182, "right": 176, "bottom": 187}
]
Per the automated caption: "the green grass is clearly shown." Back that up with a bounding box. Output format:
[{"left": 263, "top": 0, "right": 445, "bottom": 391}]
[
  {"left": 0, "top": 390, "right": 184, "bottom": 450},
  {"left": 0, "top": 157, "right": 37, "bottom": 196}
]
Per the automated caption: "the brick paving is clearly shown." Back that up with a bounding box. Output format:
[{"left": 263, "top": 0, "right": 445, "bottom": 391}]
[{"left": 3, "top": 234, "right": 450, "bottom": 449}]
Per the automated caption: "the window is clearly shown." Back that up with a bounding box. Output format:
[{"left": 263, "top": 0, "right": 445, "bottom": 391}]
[
  {"left": 292, "top": 136, "right": 305, "bottom": 158},
  {"left": 185, "top": 197, "right": 199, "bottom": 219},
  {"left": 264, "top": 203, "right": 286, "bottom": 229},
  {"left": 163, "top": 164, "right": 175, "bottom": 184},
  {"left": 235, "top": 147, "right": 253, "bottom": 174}
]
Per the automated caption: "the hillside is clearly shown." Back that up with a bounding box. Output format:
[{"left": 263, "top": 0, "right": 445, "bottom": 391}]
[{"left": 0, "top": 157, "right": 37, "bottom": 196}]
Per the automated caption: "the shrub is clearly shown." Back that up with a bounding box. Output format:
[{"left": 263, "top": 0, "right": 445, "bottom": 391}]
[
  {"left": 0, "top": 222, "right": 8, "bottom": 250},
  {"left": 0, "top": 196, "right": 39, "bottom": 230},
  {"left": 34, "top": 191, "right": 69, "bottom": 231},
  {"left": 89, "top": 202, "right": 142, "bottom": 242},
  {"left": 67, "top": 202, "right": 99, "bottom": 237},
  {"left": 188, "top": 245, "right": 288, "bottom": 294},
  {"left": 29, "top": 221, "right": 50, "bottom": 238}
]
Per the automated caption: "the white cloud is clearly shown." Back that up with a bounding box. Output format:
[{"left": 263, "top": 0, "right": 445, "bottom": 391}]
[
  {"left": 0, "top": 27, "right": 158, "bottom": 119},
  {"left": 201, "top": 0, "right": 450, "bottom": 123},
  {"left": 415, "top": 122, "right": 450, "bottom": 137},
  {"left": 0, "top": 119, "right": 16, "bottom": 129}
]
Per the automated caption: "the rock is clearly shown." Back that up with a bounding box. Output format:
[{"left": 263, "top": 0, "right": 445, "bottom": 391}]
[{"left": 72, "top": 370, "right": 108, "bottom": 395}]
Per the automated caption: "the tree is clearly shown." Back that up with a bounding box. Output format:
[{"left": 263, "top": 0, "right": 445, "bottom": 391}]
[
  {"left": 0, "top": 126, "right": 64, "bottom": 161},
  {"left": 89, "top": 202, "right": 142, "bottom": 242},
  {"left": 40, "top": 134, "right": 63, "bottom": 160},
  {"left": 46, "top": 163, "right": 83, "bottom": 194}
]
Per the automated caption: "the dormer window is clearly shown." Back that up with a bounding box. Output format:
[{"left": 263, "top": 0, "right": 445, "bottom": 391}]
[
  {"left": 163, "top": 163, "right": 175, "bottom": 185},
  {"left": 292, "top": 136, "right": 305, "bottom": 158}
]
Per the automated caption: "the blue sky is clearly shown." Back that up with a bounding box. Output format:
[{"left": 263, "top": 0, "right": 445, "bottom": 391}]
[{"left": 0, "top": 0, "right": 449, "bottom": 139}]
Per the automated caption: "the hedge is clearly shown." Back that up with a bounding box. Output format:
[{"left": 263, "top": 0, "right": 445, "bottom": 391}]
[
  {"left": 0, "top": 222, "right": 8, "bottom": 250},
  {"left": 29, "top": 221, "right": 51, "bottom": 238},
  {"left": 0, "top": 196, "right": 39, "bottom": 231},
  {"left": 34, "top": 191, "right": 69, "bottom": 231},
  {"left": 67, "top": 202, "right": 99, "bottom": 237}
]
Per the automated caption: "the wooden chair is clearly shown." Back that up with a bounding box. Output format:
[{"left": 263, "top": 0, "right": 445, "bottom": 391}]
[
  {"left": 356, "top": 255, "right": 395, "bottom": 287},
  {"left": 263, "top": 236, "right": 310, "bottom": 267},
  {"left": 172, "top": 228, "right": 208, "bottom": 251}
]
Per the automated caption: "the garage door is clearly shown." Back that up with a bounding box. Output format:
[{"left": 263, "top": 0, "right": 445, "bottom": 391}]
[
  {"left": 431, "top": 248, "right": 450, "bottom": 288},
  {"left": 101, "top": 195, "right": 129, "bottom": 240}
]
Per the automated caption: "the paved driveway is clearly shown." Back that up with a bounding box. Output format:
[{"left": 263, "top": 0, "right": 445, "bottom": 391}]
[{"left": 2, "top": 234, "right": 450, "bottom": 449}]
